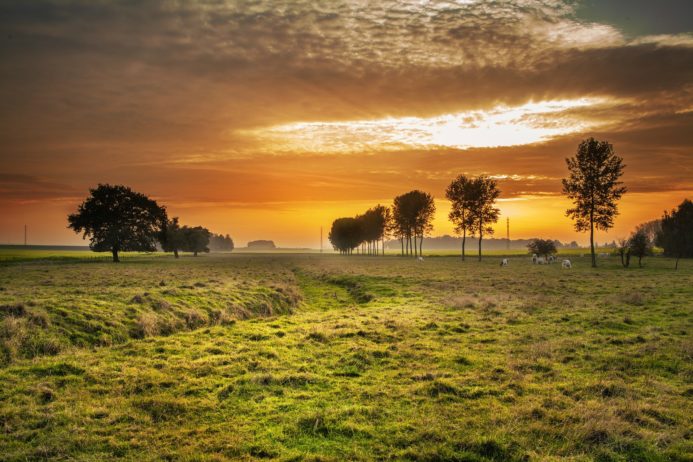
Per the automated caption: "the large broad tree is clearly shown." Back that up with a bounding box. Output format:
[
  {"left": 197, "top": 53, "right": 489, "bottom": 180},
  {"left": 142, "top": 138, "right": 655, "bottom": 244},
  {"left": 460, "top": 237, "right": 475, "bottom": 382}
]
[
  {"left": 562, "top": 138, "right": 626, "bottom": 268},
  {"left": 469, "top": 176, "right": 500, "bottom": 261},
  {"left": 68, "top": 184, "right": 167, "bottom": 262},
  {"left": 446, "top": 175, "right": 476, "bottom": 260},
  {"left": 656, "top": 199, "right": 693, "bottom": 270}
]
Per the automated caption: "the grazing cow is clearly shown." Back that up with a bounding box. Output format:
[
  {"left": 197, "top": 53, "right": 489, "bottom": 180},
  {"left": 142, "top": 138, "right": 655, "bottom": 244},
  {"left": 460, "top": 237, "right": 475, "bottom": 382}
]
[
  {"left": 532, "top": 253, "right": 538, "bottom": 264},
  {"left": 500, "top": 258, "right": 508, "bottom": 266},
  {"left": 536, "top": 257, "right": 547, "bottom": 265},
  {"left": 548, "top": 255, "right": 556, "bottom": 264},
  {"left": 562, "top": 259, "right": 572, "bottom": 269},
  {"left": 417, "top": 256, "right": 424, "bottom": 262}
]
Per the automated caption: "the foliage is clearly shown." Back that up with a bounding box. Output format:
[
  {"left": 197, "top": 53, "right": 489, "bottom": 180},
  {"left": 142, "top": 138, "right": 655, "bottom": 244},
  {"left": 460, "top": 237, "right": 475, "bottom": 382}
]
[
  {"left": 635, "top": 219, "right": 661, "bottom": 243},
  {"left": 656, "top": 199, "right": 693, "bottom": 269},
  {"left": 392, "top": 190, "right": 435, "bottom": 257},
  {"left": 628, "top": 229, "right": 652, "bottom": 267},
  {"left": 68, "top": 184, "right": 168, "bottom": 262},
  {"left": 446, "top": 175, "right": 477, "bottom": 260},
  {"left": 160, "top": 217, "right": 186, "bottom": 258},
  {"left": 468, "top": 176, "right": 501, "bottom": 261},
  {"left": 527, "top": 239, "right": 557, "bottom": 258},
  {"left": 160, "top": 220, "right": 213, "bottom": 257},
  {"left": 182, "top": 226, "right": 211, "bottom": 256},
  {"left": 209, "top": 233, "right": 234, "bottom": 252},
  {"left": 328, "top": 217, "right": 363, "bottom": 254},
  {"left": 562, "top": 138, "right": 627, "bottom": 267}
]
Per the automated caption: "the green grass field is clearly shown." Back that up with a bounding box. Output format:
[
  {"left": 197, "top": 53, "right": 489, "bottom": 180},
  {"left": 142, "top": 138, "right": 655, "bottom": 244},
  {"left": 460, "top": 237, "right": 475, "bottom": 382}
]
[{"left": 0, "top": 251, "right": 691, "bottom": 461}]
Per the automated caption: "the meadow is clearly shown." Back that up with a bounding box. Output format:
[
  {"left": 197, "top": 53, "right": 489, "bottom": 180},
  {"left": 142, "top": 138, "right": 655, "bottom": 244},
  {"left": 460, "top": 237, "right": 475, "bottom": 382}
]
[{"left": 0, "top": 251, "right": 691, "bottom": 461}]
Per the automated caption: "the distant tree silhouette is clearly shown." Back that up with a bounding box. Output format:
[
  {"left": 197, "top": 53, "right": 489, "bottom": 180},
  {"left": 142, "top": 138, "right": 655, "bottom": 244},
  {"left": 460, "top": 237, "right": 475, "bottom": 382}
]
[
  {"left": 656, "top": 199, "right": 693, "bottom": 270},
  {"left": 527, "top": 239, "right": 557, "bottom": 259},
  {"left": 160, "top": 217, "right": 186, "bottom": 258},
  {"left": 446, "top": 175, "right": 476, "bottom": 260},
  {"left": 68, "top": 184, "right": 167, "bottom": 262},
  {"left": 329, "top": 217, "right": 363, "bottom": 254},
  {"left": 356, "top": 205, "right": 389, "bottom": 255},
  {"left": 635, "top": 219, "right": 661, "bottom": 243},
  {"left": 628, "top": 229, "right": 651, "bottom": 267},
  {"left": 183, "top": 226, "right": 211, "bottom": 256},
  {"left": 209, "top": 233, "right": 234, "bottom": 252},
  {"left": 468, "top": 176, "right": 500, "bottom": 261},
  {"left": 562, "top": 138, "right": 626, "bottom": 268},
  {"left": 392, "top": 190, "right": 435, "bottom": 257},
  {"left": 616, "top": 239, "right": 631, "bottom": 268}
]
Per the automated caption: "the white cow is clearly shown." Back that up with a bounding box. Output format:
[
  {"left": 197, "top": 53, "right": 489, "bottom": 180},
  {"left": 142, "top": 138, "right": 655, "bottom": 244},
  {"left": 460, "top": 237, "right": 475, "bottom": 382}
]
[
  {"left": 417, "top": 256, "right": 424, "bottom": 262},
  {"left": 532, "top": 253, "right": 538, "bottom": 264},
  {"left": 562, "top": 259, "right": 572, "bottom": 269},
  {"left": 500, "top": 258, "right": 508, "bottom": 266},
  {"left": 536, "top": 257, "right": 547, "bottom": 265},
  {"left": 548, "top": 255, "right": 556, "bottom": 264}
]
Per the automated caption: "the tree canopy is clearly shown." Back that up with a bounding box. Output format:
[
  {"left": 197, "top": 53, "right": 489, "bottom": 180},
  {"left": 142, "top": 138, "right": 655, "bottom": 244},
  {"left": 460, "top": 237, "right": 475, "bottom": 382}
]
[
  {"left": 656, "top": 199, "right": 693, "bottom": 269},
  {"left": 628, "top": 229, "right": 652, "bottom": 268},
  {"left": 209, "top": 233, "right": 234, "bottom": 252},
  {"left": 392, "top": 190, "right": 435, "bottom": 257},
  {"left": 446, "top": 175, "right": 476, "bottom": 260},
  {"left": 160, "top": 217, "right": 186, "bottom": 258},
  {"left": 183, "top": 226, "right": 211, "bottom": 256},
  {"left": 527, "top": 239, "right": 557, "bottom": 259},
  {"left": 562, "top": 138, "right": 626, "bottom": 267},
  {"left": 328, "top": 217, "right": 363, "bottom": 254},
  {"left": 468, "top": 176, "right": 500, "bottom": 261},
  {"left": 68, "top": 184, "right": 167, "bottom": 262}
]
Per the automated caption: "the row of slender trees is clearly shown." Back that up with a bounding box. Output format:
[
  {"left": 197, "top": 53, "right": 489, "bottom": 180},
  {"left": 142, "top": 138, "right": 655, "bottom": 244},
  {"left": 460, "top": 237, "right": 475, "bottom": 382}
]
[
  {"left": 329, "top": 177, "right": 501, "bottom": 260},
  {"left": 328, "top": 137, "right": 692, "bottom": 267},
  {"left": 68, "top": 184, "right": 233, "bottom": 262}
]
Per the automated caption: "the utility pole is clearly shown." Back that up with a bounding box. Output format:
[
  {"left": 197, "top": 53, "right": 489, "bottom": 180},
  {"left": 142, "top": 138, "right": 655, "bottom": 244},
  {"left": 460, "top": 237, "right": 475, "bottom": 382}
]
[{"left": 506, "top": 217, "right": 509, "bottom": 250}]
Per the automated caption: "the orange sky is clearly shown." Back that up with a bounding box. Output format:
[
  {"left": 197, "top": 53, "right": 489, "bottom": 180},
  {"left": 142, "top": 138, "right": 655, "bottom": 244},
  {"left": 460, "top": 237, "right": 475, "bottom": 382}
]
[{"left": 1, "top": 1, "right": 692, "bottom": 248}]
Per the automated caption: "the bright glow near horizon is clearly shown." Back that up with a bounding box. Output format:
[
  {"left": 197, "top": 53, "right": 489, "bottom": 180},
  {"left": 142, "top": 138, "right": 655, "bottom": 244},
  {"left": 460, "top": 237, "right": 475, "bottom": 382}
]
[{"left": 243, "top": 98, "right": 612, "bottom": 153}]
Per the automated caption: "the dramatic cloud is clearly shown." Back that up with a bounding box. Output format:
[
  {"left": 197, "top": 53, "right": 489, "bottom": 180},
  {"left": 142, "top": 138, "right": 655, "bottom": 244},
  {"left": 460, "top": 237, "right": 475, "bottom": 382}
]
[{"left": 0, "top": 0, "right": 691, "bottom": 245}]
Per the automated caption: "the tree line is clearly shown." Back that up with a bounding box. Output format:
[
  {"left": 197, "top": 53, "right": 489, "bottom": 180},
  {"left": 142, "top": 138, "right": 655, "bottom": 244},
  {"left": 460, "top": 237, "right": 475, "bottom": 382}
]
[
  {"left": 68, "top": 184, "right": 234, "bottom": 262},
  {"left": 329, "top": 137, "right": 692, "bottom": 267},
  {"left": 329, "top": 177, "right": 501, "bottom": 260}
]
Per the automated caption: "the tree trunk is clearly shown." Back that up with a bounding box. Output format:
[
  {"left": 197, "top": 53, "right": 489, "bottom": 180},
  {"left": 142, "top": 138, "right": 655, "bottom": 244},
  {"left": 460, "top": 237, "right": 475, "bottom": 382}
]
[
  {"left": 461, "top": 230, "right": 466, "bottom": 261},
  {"left": 478, "top": 219, "right": 483, "bottom": 262},
  {"left": 174, "top": 249, "right": 179, "bottom": 259},
  {"left": 400, "top": 238, "right": 404, "bottom": 256},
  {"left": 590, "top": 211, "right": 596, "bottom": 268},
  {"left": 112, "top": 248, "right": 120, "bottom": 263},
  {"left": 638, "top": 256, "right": 642, "bottom": 267},
  {"left": 194, "top": 251, "right": 198, "bottom": 257},
  {"left": 419, "top": 234, "right": 423, "bottom": 256},
  {"left": 675, "top": 255, "right": 680, "bottom": 270}
]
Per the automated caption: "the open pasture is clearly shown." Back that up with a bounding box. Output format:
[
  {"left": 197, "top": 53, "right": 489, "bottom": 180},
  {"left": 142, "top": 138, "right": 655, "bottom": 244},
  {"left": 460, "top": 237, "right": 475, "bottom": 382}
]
[{"left": 0, "top": 253, "right": 691, "bottom": 461}]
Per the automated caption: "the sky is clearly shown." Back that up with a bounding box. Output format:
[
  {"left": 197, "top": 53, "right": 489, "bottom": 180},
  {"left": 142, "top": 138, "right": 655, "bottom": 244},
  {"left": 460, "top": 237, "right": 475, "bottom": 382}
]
[{"left": 1, "top": 0, "right": 692, "bottom": 248}]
